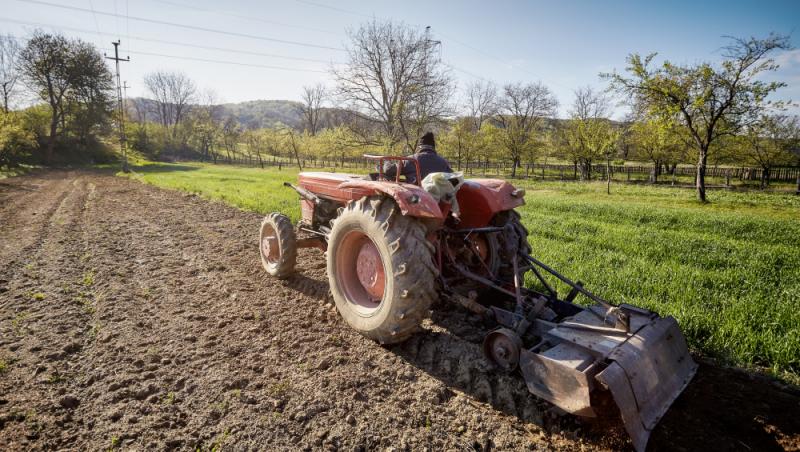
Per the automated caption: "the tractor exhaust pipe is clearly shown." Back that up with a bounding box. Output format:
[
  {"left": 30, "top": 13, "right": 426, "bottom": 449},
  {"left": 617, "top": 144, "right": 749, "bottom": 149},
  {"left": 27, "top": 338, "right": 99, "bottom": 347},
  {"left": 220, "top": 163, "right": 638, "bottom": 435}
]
[{"left": 284, "top": 182, "right": 321, "bottom": 205}]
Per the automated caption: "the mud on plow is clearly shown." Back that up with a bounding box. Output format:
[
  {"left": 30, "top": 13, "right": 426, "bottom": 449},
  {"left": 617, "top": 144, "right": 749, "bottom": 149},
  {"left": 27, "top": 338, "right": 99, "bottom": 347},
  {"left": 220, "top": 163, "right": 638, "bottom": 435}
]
[{"left": 260, "top": 155, "right": 697, "bottom": 451}]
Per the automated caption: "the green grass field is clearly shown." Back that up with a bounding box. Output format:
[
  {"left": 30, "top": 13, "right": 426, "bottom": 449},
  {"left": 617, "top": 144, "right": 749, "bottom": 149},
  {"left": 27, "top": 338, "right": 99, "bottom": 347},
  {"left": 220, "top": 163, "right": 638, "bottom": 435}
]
[{"left": 122, "top": 162, "right": 800, "bottom": 382}]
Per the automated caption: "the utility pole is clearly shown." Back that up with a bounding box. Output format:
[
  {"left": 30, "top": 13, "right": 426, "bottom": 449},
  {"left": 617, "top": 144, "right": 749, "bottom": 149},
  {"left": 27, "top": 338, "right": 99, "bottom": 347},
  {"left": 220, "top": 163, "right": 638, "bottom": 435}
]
[{"left": 105, "top": 41, "right": 130, "bottom": 172}]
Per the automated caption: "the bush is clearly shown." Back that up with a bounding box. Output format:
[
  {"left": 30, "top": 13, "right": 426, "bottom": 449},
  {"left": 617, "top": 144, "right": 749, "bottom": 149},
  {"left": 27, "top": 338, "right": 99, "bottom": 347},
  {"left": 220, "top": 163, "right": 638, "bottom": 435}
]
[{"left": 0, "top": 110, "right": 36, "bottom": 168}]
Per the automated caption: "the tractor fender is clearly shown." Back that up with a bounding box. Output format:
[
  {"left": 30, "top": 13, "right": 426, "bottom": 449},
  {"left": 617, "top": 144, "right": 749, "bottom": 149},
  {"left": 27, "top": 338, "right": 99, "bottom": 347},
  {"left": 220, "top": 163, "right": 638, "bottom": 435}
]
[
  {"left": 455, "top": 179, "right": 525, "bottom": 228},
  {"left": 337, "top": 180, "right": 445, "bottom": 219}
]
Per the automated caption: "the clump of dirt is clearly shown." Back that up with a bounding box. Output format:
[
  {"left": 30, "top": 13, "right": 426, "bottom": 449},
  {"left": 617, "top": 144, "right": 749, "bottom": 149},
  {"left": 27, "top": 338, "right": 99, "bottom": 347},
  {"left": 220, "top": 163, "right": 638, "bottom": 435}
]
[{"left": 0, "top": 169, "right": 797, "bottom": 451}]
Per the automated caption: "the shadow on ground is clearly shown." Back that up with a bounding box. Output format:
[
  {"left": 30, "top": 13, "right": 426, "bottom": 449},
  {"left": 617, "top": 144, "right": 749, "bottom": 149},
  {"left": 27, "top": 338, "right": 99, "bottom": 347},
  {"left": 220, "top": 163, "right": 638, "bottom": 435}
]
[{"left": 390, "top": 306, "right": 800, "bottom": 451}]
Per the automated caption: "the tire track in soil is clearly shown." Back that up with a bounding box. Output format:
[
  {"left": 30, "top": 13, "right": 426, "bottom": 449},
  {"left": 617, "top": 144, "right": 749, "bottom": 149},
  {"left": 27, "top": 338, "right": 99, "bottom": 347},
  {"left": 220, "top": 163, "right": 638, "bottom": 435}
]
[
  {"left": 1, "top": 169, "right": 798, "bottom": 452},
  {"left": 0, "top": 173, "right": 75, "bottom": 283},
  {"left": 0, "top": 174, "right": 97, "bottom": 449}
]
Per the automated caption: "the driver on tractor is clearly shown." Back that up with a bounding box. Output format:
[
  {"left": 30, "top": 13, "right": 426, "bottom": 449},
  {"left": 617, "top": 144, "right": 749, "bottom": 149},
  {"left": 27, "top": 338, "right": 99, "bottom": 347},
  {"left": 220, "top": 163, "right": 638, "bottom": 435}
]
[{"left": 384, "top": 132, "right": 452, "bottom": 184}]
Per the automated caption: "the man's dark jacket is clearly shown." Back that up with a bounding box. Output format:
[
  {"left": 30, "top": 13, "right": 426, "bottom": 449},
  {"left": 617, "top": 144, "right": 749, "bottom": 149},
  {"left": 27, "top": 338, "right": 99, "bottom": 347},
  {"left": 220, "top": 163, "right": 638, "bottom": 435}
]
[{"left": 385, "top": 146, "right": 452, "bottom": 184}]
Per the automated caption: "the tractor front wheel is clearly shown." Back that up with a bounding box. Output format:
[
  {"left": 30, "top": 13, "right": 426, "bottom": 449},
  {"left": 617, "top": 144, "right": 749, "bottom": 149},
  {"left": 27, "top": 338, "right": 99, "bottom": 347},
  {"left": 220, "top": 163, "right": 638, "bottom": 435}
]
[
  {"left": 259, "top": 212, "right": 297, "bottom": 279},
  {"left": 327, "top": 196, "right": 438, "bottom": 344}
]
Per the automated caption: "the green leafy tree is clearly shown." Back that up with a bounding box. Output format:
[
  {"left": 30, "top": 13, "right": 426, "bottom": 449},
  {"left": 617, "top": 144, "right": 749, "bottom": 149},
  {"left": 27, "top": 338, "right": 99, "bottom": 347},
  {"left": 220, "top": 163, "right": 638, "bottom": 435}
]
[
  {"left": 742, "top": 114, "right": 799, "bottom": 188},
  {"left": 439, "top": 117, "right": 480, "bottom": 170},
  {"left": 18, "top": 31, "right": 113, "bottom": 163},
  {"left": 604, "top": 34, "right": 790, "bottom": 202},
  {"left": 0, "top": 109, "right": 35, "bottom": 168},
  {"left": 630, "top": 119, "right": 682, "bottom": 183},
  {"left": 562, "top": 87, "right": 618, "bottom": 184}
]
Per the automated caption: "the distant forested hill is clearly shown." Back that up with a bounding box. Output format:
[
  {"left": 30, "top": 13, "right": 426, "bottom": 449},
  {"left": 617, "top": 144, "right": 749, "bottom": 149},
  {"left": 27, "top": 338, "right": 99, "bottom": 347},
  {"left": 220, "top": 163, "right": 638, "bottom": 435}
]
[{"left": 219, "top": 99, "right": 304, "bottom": 130}]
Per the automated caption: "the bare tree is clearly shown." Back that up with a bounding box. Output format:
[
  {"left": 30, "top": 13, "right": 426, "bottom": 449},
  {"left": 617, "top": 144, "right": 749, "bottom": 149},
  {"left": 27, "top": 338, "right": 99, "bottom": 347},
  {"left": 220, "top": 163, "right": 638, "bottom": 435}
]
[
  {"left": 465, "top": 80, "right": 498, "bottom": 130},
  {"left": 190, "top": 89, "right": 221, "bottom": 162},
  {"left": 221, "top": 117, "right": 240, "bottom": 163},
  {"left": 0, "top": 34, "right": 20, "bottom": 112},
  {"left": 143, "top": 70, "right": 197, "bottom": 136},
  {"left": 495, "top": 82, "right": 558, "bottom": 177},
  {"left": 300, "top": 83, "right": 326, "bottom": 136},
  {"left": 569, "top": 86, "right": 610, "bottom": 121},
  {"left": 333, "top": 20, "right": 453, "bottom": 150}
]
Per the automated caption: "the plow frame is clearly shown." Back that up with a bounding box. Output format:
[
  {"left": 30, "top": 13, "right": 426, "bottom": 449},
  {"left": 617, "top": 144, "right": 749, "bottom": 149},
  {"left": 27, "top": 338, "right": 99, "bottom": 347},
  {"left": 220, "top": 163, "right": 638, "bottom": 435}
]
[{"left": 440, "top": 223, "right": 698, "bottom": 452}]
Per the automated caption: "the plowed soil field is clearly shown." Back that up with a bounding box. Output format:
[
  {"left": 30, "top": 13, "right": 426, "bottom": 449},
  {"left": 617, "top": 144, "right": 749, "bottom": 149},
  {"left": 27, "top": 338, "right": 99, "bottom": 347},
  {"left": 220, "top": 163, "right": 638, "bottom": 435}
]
[{"left": 1, "top": 170, "right": 798, "bottom": 451}]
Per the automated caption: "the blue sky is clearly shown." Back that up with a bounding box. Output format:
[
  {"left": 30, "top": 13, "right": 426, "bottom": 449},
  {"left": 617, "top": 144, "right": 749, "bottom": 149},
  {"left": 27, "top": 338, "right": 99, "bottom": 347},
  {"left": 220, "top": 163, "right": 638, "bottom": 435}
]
[{"left": 4, "top": 0, "right": 799, "bottom": 117}]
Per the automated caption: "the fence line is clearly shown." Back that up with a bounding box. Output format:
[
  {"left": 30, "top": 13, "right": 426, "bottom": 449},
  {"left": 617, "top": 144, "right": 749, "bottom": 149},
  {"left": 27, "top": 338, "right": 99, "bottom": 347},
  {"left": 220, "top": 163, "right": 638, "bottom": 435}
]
[{"left": 211, "top": 154, "right": 800, "bottom": 183}]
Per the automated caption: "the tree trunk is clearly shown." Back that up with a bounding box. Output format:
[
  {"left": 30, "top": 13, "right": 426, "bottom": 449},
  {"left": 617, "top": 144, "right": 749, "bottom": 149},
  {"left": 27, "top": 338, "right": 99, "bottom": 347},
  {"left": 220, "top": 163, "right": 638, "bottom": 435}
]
[
  {"left": 292, "top": 144, "right": 302, "bottom": 170},
  {"left": 795, "top": 173, "right": 799, "bottom": 195},
  {"left": 46, "top": 114, "right": 58, "bottom": 165},
  {"left": 760, "top": 167, "right": 770, "bottom": 189},
  {"left": 651, "top": 160, "right": 659, "bottom": 183},
  {"left": 606, "top": 156, "right": 611, "bottom": 195},
  {"left": 696, "top": 149, "right": 708, "bottom": 202},
  {"left": 510, "top": 158, "right": 518, "bottom": 178}
]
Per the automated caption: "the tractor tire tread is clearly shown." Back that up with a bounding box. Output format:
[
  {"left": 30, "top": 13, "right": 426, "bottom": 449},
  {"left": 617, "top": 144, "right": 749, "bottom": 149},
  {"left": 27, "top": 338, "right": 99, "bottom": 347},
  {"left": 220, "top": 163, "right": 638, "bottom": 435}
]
[
  {"left": 329, "top": 196, "right": 438, "bottom": 344},
  {"left": 260, "top": 212, "right": 297, "bottom": 279}
]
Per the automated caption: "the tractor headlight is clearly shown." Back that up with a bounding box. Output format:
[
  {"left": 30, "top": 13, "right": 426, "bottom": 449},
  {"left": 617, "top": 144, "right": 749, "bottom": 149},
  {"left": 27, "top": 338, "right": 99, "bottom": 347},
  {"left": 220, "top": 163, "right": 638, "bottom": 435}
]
[
  {"left": 408, "top": 194, "right": 420, "bottom": 204},
  {"left": 511, "top": 189, "right": 526, "bottom": 198}
]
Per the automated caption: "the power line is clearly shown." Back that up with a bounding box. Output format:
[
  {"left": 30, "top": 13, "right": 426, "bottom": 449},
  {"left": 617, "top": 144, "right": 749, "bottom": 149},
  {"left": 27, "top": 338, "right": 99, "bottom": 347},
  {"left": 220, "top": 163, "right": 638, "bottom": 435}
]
[
  {"left": 294, "top": 0, "right": 374, "bottom": 19},
  {"left": 113, "top": 0, "right": 119, "bottom": 38},
  {"left": 15, "top": 0, "right": 346, "bottom": 52},
  {"left": 0, "top": 16, "right": 342, "bottom": 65},
  {"left": 87, "top": 0, "right": 101, "bottom": 37},
  {"left": 125, "top": 0, "right": 130, "bottom": 52},
  {"left": 443, "top": 62, "right": 490, "bottom": 82},
  {"left": 151, "top": 0, "right": 341, "bottom": 36},
  {"left": 100, "top": 48, "right": 329, "bottom": 73}
]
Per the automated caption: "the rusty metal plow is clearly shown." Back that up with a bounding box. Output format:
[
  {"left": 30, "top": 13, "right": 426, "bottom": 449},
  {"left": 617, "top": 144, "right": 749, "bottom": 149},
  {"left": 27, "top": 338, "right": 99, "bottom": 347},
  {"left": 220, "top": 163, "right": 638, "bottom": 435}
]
[{"left": 473, "top": 249, "right": 697, "bottom": 452}]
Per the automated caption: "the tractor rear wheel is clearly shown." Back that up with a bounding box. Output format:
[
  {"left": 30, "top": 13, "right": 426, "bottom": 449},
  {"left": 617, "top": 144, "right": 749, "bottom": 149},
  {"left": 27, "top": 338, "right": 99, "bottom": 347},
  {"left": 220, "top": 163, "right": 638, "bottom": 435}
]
[
  {"left": 259, "top": 212, "right": 297, "bottom": 279},
  {"left": 327, "top": 196, "right": 438, "bottom": 344}
]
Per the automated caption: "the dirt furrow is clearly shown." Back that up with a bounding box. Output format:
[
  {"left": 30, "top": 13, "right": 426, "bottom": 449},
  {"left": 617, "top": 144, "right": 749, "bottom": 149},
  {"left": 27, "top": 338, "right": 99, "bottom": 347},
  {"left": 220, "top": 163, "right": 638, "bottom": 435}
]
[{"left": 0, "top": 174, "right": 97, "bottom": 449}]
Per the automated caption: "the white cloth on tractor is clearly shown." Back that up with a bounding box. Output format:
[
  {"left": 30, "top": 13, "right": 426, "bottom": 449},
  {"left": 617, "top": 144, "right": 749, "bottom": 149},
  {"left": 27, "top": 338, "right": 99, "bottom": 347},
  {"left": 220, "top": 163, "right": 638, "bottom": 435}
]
[{"left": 421, "top": 172, "right": 465, "bottom": 216}]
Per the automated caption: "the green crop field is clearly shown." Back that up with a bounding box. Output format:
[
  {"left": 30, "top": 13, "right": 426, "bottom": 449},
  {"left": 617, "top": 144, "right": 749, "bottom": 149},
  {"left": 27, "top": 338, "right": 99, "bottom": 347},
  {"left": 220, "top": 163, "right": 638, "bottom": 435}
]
[{"left": 122, "top": 162, "right": 800, "bottom": 382}]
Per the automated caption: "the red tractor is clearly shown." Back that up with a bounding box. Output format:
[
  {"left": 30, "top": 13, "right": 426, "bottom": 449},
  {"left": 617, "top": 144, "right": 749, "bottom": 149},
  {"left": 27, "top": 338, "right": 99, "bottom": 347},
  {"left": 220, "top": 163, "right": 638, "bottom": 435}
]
[{"left": 259, "top": 155, "right": 696, "bottom": 451}]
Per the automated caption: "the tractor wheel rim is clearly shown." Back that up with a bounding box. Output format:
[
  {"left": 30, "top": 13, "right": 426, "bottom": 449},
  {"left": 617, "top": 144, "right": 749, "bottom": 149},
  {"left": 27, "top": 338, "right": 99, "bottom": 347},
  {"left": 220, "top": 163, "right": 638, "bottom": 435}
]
[
  {"left": 261, "top": 225, "right": 280, "bottom": 263},
  {"left": 356, "top": 239, "right": 385, "bottom": 300},
  {"left": 337, "top": 230, "right": 385, "bottom": 313}
]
